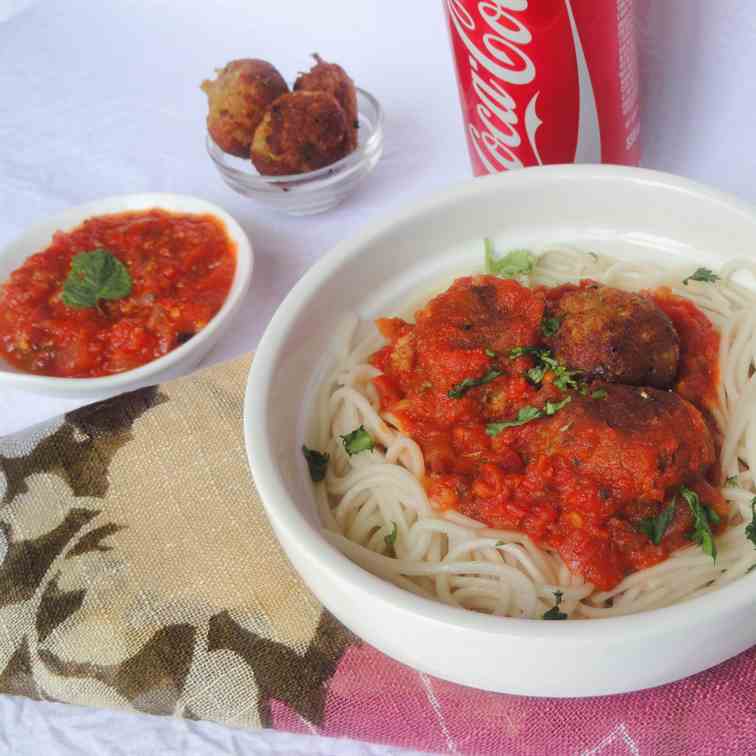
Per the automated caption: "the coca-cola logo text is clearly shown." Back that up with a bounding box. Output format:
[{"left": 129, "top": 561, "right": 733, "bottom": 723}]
[{"left": 446, "top": 0, "right": 542, "bottom": 172}]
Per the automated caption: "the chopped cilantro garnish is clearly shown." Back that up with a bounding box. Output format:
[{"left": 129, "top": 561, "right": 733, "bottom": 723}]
[
  {"left": 544, "top": 396, "right": 571, "bottom": 415},
  {"left": 508, "top": 346, "right": 581, "bottom": 391},
  {"left": 302, "top": 445, "right": 329, "bottom": 482},
  {"left": 486, "top": 406, "right": 542, "bottom": 435},
  {"left": 542, "top": 590, "right": 567, "bottom": 620},
  {"left": 486, "top": 398, "right": 571, "bottom": 436},
  {"left": 591, "top": 389, "right": 608, "bottom": 400},
  {"left": 725, "top": 475, "right": 738, "bottom": 487},
  {"left": 384, "top": 522, "right": 398, "bottom": 548},
  {"left": 683, "top": 268, "right": 720, "bottom": 286},
  {"left": 484, "top": 348, "right": 496, "bottom": 358},
  {"left": 448, "top": 369, "right": 502, "bottom": 399},
  {"left": 340, "top": 426, "right": 374, "bottom": 456},
  {"left": 526, "top": 365, "right": 546, "bottom": 385},
  {"left": 745, "top": 498, "right": 756, "bottom": 548},
  {"left": 508, "top": 346, "right": 533, "bottom": 360},
  {"left": 484, "top": 240, "right": 535, "bottom": 279},
  {"left": 541, "top": 316, "right": 561, "bottom": 337},
  {"left": 680, "top": 486, "right": 717, "bottom": 560},
  {"left": 637, "top": 501, "right": 676, "bottom": 545}
]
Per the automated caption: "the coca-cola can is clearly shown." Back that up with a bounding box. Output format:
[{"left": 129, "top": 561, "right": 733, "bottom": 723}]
[{"left": 443, "top": 0, "right": 641, "bottom": 175}]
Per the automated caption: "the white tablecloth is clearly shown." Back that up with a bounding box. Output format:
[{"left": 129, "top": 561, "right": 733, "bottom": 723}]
[{"left": 1, "top": 0, "right": 755, "bottom": 753}]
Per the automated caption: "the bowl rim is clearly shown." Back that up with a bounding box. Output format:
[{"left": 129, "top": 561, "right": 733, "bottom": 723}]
[
  {"left": 0, "top": 192, "right": 253, "bottom": 390},
  {"left": 245, "top": 163, "right": 756, "bottom": 641},
  {"left": 206, "top": 87, "right": 384, "bottom": 185}
]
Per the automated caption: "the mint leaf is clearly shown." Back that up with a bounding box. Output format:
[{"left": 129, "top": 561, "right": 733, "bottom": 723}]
[
  {"left": 302, "top": 445, "right": 329, "bottom": 482},
  {"left": 484, "top": 240, "right": 535, "bottom": 278},
  {"left": 61, "top": 249, "right": 132, "bottom": 309},
  {"left": 340, "top": 426, "right": 374, "bottom": 456}
]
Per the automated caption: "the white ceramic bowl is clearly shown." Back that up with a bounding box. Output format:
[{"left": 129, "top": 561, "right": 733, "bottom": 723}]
[
  {"left": 244, "top": 165, "right": 756, "bottom": 697},
  {"left": 0, "top": 193, "right": 253, "bottom": 397}
]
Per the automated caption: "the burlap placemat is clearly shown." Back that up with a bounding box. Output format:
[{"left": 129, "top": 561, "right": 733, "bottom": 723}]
[{"left": 1, "top": 354, "right": 754, "bottom": 755}]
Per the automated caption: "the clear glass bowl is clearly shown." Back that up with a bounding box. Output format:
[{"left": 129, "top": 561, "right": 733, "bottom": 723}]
[{"left": 207, "top": 88, "right": 384, "bottom": 216}]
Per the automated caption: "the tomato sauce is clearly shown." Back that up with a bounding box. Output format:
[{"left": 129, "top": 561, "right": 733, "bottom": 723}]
[
  {"left": 0, "top": 210, "right": 236, "bottom": 377},
  {"left": 652, "top": 287, "right": 720, "bottom": 412},
  {"left": 369, "top": 275, "right": 724, "bottom": 590}
]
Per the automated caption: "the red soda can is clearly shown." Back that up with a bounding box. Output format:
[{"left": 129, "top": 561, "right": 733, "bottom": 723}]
[{"left": 443, "top": 0, "right": 641, "bottom": 175}]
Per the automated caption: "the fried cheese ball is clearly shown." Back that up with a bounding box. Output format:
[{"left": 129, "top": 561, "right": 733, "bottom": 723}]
[
  {"left": 201, "top": 59, "right": 288, "bottom": 158},
  {"left": 545, "top": 283, "right": 680, "bottom": 388},
  {"left": 294, "top": 54, "right": 359, "bottom": 151},
  {"left": 517, "top": 384, "right": 715, "bottom": 506},
  {"left": 251, "top": 91, "right": 350, "bottom": 176}
]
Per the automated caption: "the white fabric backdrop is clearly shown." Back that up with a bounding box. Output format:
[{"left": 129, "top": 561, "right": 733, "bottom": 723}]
[{"left": 0, "top": 0, "right": 755, "bottom": 753}]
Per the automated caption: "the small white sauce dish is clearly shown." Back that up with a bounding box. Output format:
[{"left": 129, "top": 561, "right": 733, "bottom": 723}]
[{"left": 0, "top": 193, "right": 253, "bottom": 398}]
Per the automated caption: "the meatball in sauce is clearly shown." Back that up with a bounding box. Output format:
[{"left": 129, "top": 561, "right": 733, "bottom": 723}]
[{"left": 544, "top": 282, "right": 680, "bottom": 388}]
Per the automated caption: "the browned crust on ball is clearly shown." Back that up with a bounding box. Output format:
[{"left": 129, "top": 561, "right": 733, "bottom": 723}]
[
  {"left": 201, "top": 58, "right": 288, "bottom": 157},
  {"left": 294, "top": 53, "right": 358, "bottom": 151},
  {"left": 545, "top": 284, "right": 680, "bottom": 388},
  {"left": 250, "top": 90, "right": 350, "bottom": 176}
]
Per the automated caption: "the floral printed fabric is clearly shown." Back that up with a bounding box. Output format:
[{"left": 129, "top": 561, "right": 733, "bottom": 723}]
[{"left": 0, "top": 354, "right": 754, "bottom": 755}]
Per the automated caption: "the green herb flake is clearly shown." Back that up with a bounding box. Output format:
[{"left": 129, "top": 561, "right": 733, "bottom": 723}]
[
  {"left": 484, "top": 348, "right": 496, "bottom": 358},
  {"left": 747, "top": 563, "right": 756, "bottom": 574},
  {"left": 448, "top": 369, "right": 502, "bottom": 399},
  {"left": 340, "top": 425, "right": 375, "bottom": 456},
  {"left": 302, "top": 445, "right": 329, "bottom": 482},
  {"left": 591, "top": 389, "right": 608, "bottom": 400},
  {"left": 637, "top": 500, "right": 676, "bottom": 545},
  {"left": 542, "top": 590, "right": 568, "bottom": 620},
  {"left": 508, "top": 346, "right": 581, "bottom": 391},
  {"left": 486, "top": 406, "right": 543, "bottom": 436},
  {"left": 495, "top": 540, "right": 505, "bottom": 547},
  {"left": 745, "top": 498, "right": 756, "bottom": 548},
  {"left": 484, "top": 240, "right": 535, "bottom": 279},
  {"left": 509, "top": 345, "right": 543, "bottom": 360},
  {"left": 681, "top": 486, "right": 717, "bottom": 561},
  {"left": 541, "top": 316, "right": 561, "bottom": 337},
  {"left": 61, "top": 249, "right": 132, "bottom": 309},
  {"left": 526, "top": 366, "right": 546, "bottom": 385},
  {"left": 384, "top": 522, "right": 398, "bottom": 548},
  {"left": 544, "top": 396, "right": 572, "bottom": 415},
  {"left": 683, "top": 268, "right": 720, "bottom": 286},
  {"left": 725, "top": 475, "right": 738, "bottom": 487}
]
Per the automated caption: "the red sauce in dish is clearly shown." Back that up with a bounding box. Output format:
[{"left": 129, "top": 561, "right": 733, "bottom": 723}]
[
  {"left": 0, "top": 209, "right": 235, "bottom": 377},
  {"left": 369, "top": 275, "right": 726, "bottom": 590},
  {"left": 652, "top": 287, "right": 720, "bottom": 412}
]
